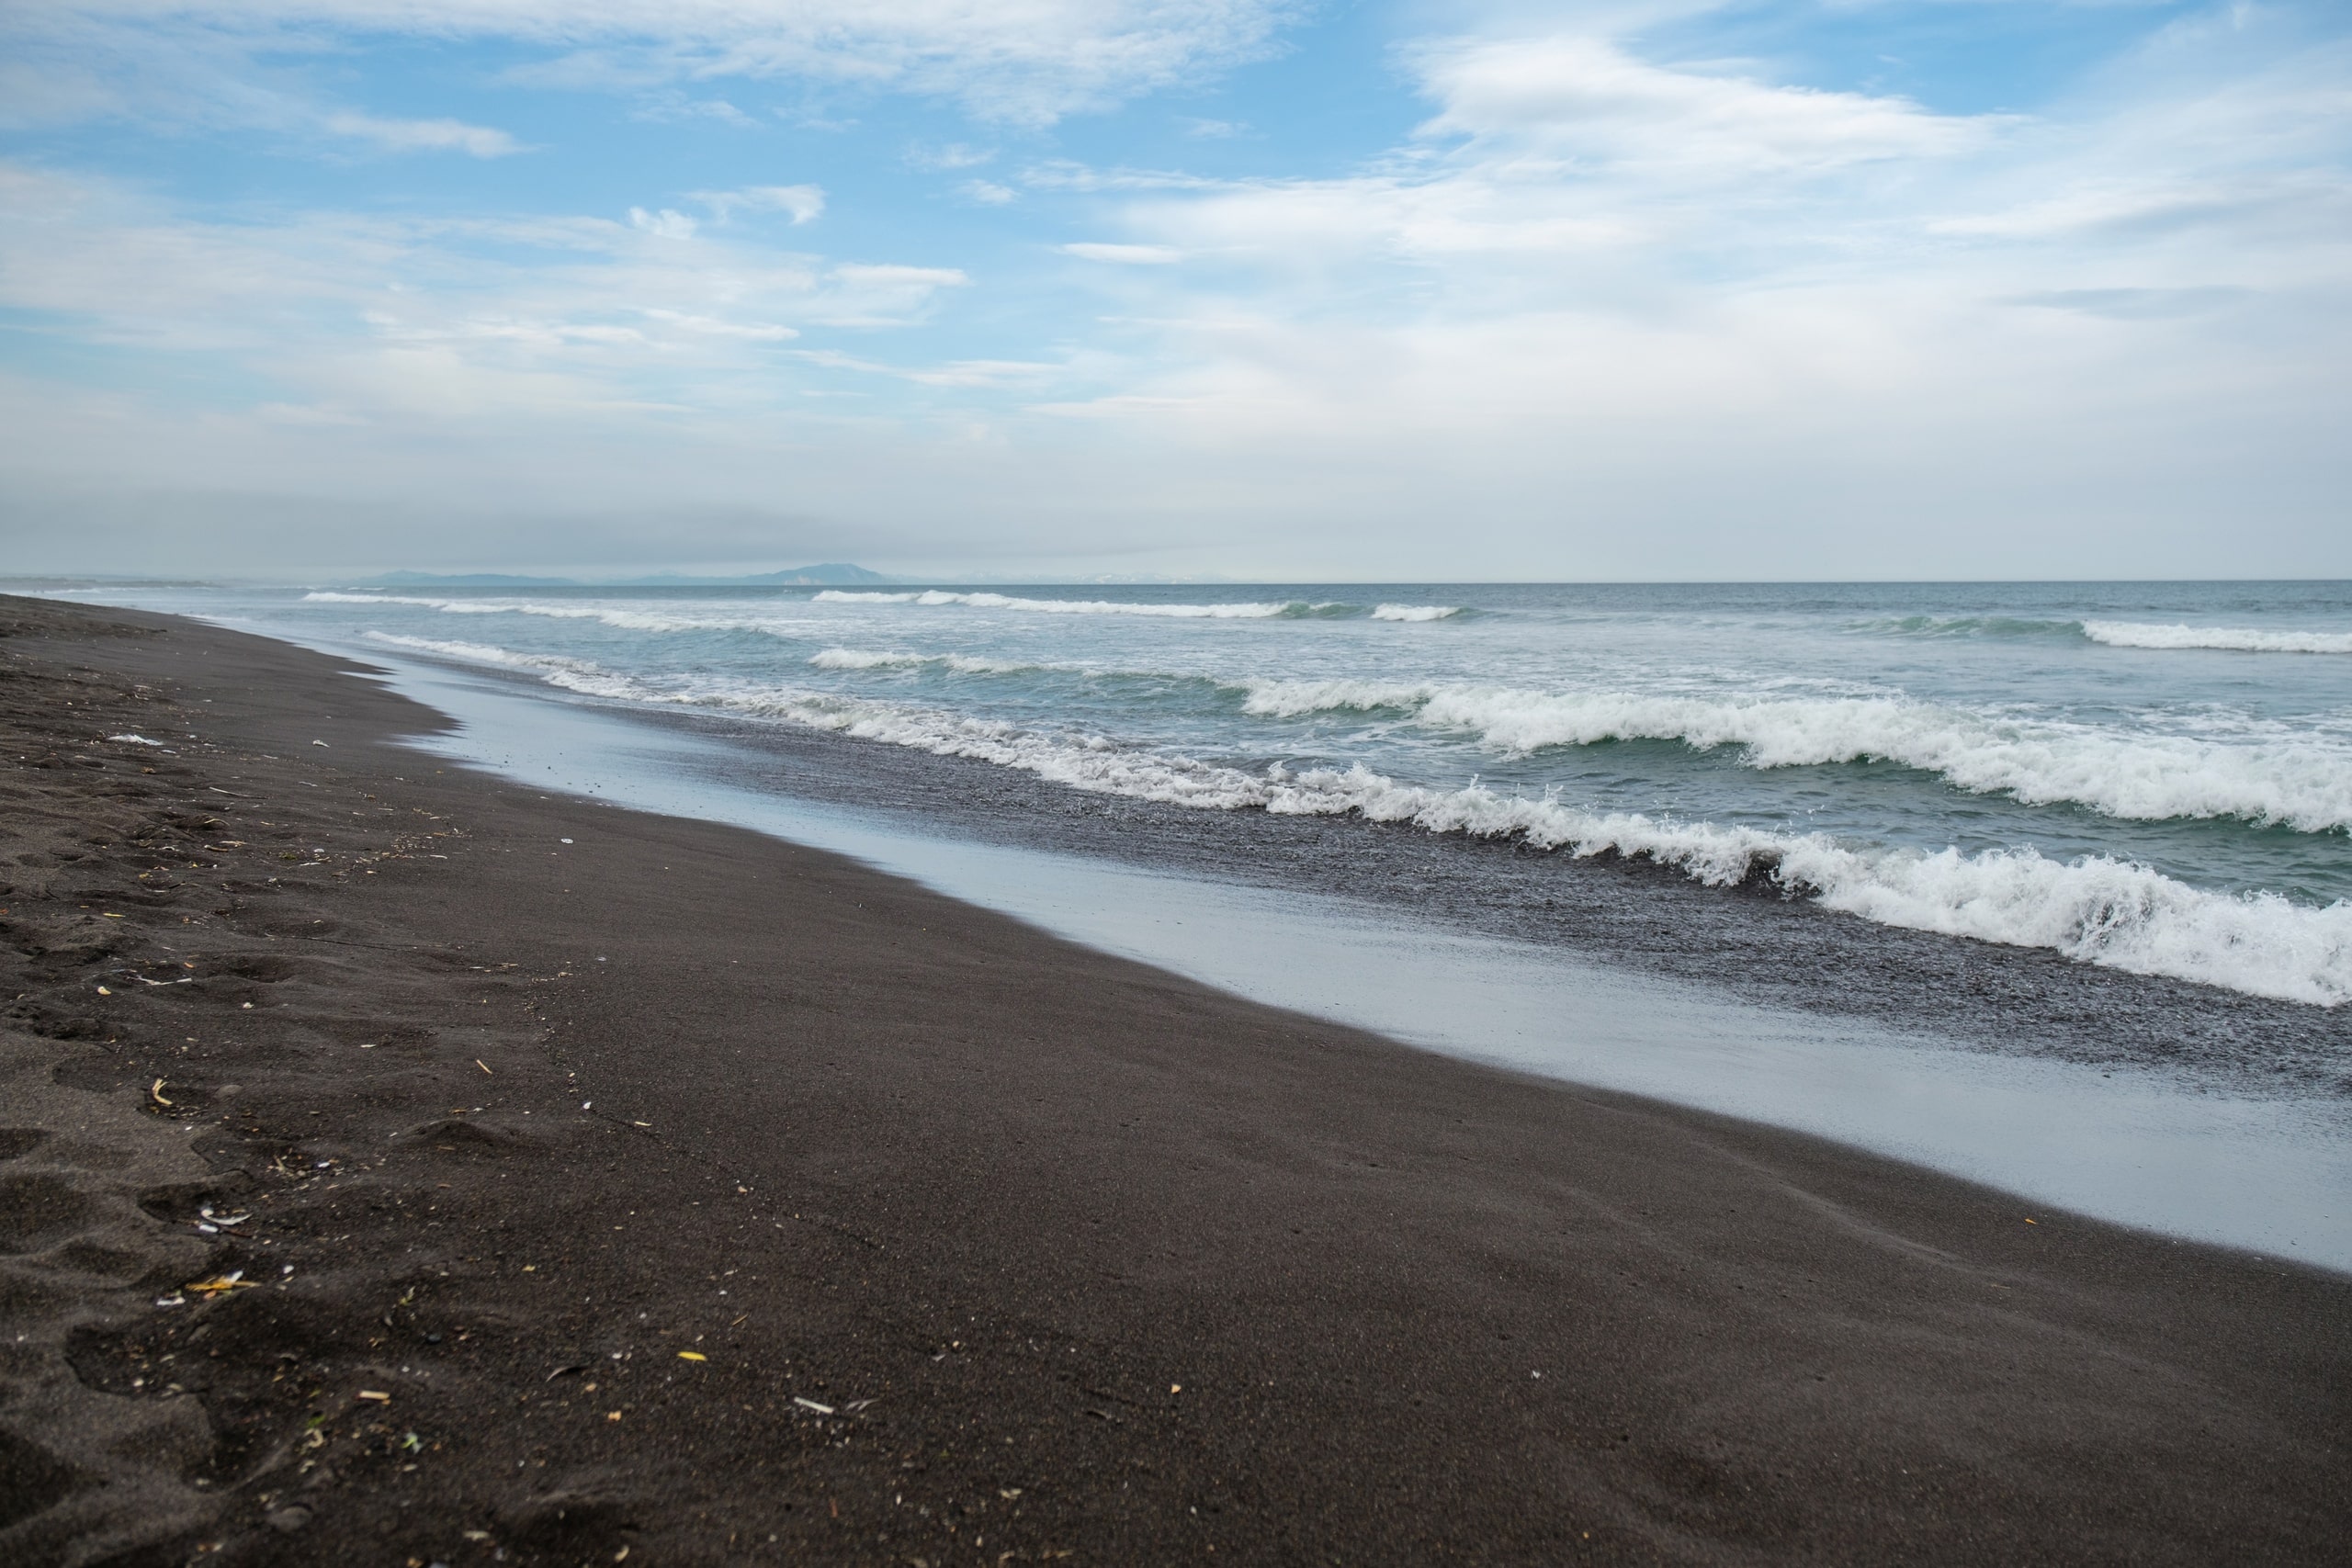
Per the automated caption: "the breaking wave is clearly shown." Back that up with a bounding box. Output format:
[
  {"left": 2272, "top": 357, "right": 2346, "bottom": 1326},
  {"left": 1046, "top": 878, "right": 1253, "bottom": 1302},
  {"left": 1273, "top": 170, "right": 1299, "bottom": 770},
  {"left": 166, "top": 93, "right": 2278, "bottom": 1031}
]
[
  {"left": 811, "top": 591, "right": 1459, "bottom": 621},
  {"left": 312, "top": 587, "right": 1466, "bottom": 626},
  {"left": 361, "top": 632, "right": 602, "bottom": 673},
  {"left": 1234, "top": 681, "right": 2352, "bottom": 834},
  {"left": 313, "top": 592, "right": 793, "bottom": 637},
  {"left": 808, "top": 647, "right": 1045, "bottom": 675},
  {"left": 813, "top": 590, "right": 1311, "bottom": 618},
  {"left": 2081, "top": 621, "right": 2352, "bottom": 655},
  {"left": 364, "top": 632, "right": 2351, "bottom": 1007},
  {"left": 1856, "top": 611, "right": 2352, "bottom": 655},
  {"left": 1858, "top": 615, "right": 2082, "bottom": 639}
]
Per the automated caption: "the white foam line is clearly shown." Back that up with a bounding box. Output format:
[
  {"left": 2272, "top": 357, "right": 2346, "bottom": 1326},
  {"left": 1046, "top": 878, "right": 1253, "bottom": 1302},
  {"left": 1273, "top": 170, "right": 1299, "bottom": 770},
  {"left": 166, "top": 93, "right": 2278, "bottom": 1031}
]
[
  {"left": 1236, "top": 680, "right": 2352, "bottom": 835},
  {"left": 2083, "top": 620, "right": 2352, "bottom": 655},
  {"left": 362, "top": 631, "right": 601, "bottom": 673},
  {"left": 818, "top": 592, "right": 1463, "bottom": 622},
  {"left": 311, "top": 591, "right": 810, "bottom": 637},
  {"left": 1857, "top": 615, "right": 2080, "bottom": 638},
  {"left": 812, "top": 590, "right": 1311, "bottom": 618},
  {"left": 377, "top": 633, "right": 2352, "bottom": 1008},
  {"left": 808, "top": 647, "right": 1046, "bottom": 675}
]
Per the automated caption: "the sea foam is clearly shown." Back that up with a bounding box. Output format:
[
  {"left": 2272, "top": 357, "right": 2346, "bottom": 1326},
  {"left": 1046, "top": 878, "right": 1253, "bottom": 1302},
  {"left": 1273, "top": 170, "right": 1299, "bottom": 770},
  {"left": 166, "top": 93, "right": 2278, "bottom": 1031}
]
[
  {"left": 1235, "top": 680, "right": 2352, "bottom": 834},
  {"left": 1859, "top": 615, "right": 2082, "bottom": 639},
  {"left": 361, "top": 632, "right": 603, "bottom": 673},
  {"left": 363, "top": 632, "right": 2352, "bottom": 1007},
  {"left": 2081, "top": 621, "right": 2352, "bottom": 655},
  {"left": 346, "top": 596, "right": 2352, "bottom": 835},
  {"left": 812, "top": 590, "right": 1316, "bottom": 618},
  {"left": 1858, "top": 614, "right": 2352, "bottom": 653},
  {"left": 808, "top": 647, "right": 1043, "bottom": 675},
  {"left": 313, "top": 592, "right": 804, "bottom": 637}
]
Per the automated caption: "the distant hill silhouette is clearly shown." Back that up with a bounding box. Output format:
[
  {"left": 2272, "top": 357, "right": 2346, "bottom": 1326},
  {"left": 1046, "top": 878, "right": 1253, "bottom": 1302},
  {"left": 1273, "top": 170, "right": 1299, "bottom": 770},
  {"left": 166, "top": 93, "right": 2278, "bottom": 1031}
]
[{"left": 636, "top": 563, "right": 892, "bottom": 586}]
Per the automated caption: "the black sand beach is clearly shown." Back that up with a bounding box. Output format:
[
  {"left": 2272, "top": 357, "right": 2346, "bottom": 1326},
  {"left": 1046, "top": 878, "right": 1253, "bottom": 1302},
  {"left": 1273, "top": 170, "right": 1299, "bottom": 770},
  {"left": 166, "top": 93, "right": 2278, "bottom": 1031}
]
[{"left": 3, "top": 593, "right": 2347, "bottom": 1566}]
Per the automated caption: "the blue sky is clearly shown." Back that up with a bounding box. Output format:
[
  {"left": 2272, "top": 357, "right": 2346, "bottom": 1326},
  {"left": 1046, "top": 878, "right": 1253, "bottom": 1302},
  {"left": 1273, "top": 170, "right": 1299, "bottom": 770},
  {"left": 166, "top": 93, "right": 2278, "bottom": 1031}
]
[{"left": 2, "top": 0, "right": 2346, "bottom": 580}]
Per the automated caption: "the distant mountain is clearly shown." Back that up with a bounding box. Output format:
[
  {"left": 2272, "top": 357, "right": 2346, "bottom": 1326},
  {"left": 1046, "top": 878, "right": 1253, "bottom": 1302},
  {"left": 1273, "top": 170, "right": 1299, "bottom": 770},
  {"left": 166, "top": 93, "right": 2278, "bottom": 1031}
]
[
  {"left": 750, "top": 562, "right": 892, "bottom": 585},
  {"left": 352, "top": 563, "right": 892, "bottom": 588},
  {"left": 630, "top": 563, "right": 894, "bottom": 586}
]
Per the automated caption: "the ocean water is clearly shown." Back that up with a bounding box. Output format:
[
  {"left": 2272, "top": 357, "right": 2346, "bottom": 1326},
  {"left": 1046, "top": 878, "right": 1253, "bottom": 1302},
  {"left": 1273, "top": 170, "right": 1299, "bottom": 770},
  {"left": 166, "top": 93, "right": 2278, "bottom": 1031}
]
[{"left": 49, "top": 579, "right": 2352, "bottom": 1010}]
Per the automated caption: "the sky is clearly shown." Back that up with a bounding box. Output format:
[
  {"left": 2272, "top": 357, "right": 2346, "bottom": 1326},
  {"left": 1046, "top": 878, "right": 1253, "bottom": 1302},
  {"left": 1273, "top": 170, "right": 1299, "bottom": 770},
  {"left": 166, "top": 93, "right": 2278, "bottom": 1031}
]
[{"left": 0, "top": 0, "right": 2346, "bottom": 581}]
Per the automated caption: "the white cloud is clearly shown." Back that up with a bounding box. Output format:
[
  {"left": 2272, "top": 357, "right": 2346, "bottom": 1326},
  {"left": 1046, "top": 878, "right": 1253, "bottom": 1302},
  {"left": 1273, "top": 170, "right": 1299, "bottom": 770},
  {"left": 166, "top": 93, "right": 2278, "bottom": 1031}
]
[
  {"left": 905, "top": 358, "right": 1061, "bottom": 388},
  {"left": 989, "top": 17, "right": 2352, "bottom": 575},
  {"left": 324, "top": 111, "right": 525, "bottom": 157},
  {"left": 1062, "top": 242, "right": 1183, "bottom": 264},
  {"left": 1412, "top": 34, "right": 1999, "bottom": 175},
  {"left": 0, "top": 161, "right": 966, "bottom": 429},
  {"left": 628, "top": 94, "right": 762, "bottom": 128},
  {"left": 18, "top": 0, "right": 1297, "bottom": 125},
  {"left": 830, "top": 263, "right": 967, "bottom": 288},
  {"left": 910, "top": 142, "right": 997, "bottom": 170},
  {"left": 963, "top": 180, "right": 1019, "bottom": 205},
  {"left": 639, "top": 309, "right": 800, "bottom": 341},
  {"left": 784, "top": 350, "right": 1062, "bottom": 388},
  {"left": 627, "top": 206, "right": 699, "bottom": 239},
  {"left": 693, "top": 184, "right": 826, "bottom": 223},
  {"left": 807, "top": 263, "right": 970, "bottom": 325},
  {"left": 1928, "top": 181, "right": 2301, "bottom": 241},
  {"left": 1023, "top": 160, "right": 1222, "bottom": 192}
]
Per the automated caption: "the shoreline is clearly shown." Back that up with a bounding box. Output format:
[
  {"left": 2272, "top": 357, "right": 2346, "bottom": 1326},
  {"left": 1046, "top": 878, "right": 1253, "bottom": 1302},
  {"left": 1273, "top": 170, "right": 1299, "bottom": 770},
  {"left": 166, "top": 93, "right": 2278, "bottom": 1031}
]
[
  {"left": 357, "top": 638, "right": 2352, "bottom": 1269},
  {"left": 3, "top": 594, "right": 2348, "bottom": 1564},
  {"left": 102, "top": 581, "right": 2352, "bottom": 1082}
]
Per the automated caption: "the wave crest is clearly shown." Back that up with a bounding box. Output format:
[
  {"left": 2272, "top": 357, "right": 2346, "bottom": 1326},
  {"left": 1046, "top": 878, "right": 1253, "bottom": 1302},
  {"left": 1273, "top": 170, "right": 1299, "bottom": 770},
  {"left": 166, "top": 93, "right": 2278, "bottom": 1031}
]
[
  {"left": 808, "top": 647, "right": 1042, "bottom": 675},
  {"left": 361, "top": 631, "right": 601, "bottom": 673},
  {"left": 312, "top": 591, "right": 795, "bottom": 637},
  {"left": 813, "top": 590, "right": 1310, "bottom": 618},
  {"left": 1858, "top": 615, "right": 2081, "bottom": 639},
  {"left": 1236, "top": 680, "right": 2352, "bottom": 834},
  {"left": 2082, "top": 620, "right": 2352, "bottom": 655},
  {"left": 361, "top": 632, "right": 2352, "bottom": 1007}
]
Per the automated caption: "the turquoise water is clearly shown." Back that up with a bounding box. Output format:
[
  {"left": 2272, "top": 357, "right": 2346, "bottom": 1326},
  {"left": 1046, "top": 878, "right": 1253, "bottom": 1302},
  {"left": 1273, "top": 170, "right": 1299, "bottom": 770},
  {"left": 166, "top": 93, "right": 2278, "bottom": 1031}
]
[{"left": 60, "top": 579, "right": 2352, "bottom": 1006}]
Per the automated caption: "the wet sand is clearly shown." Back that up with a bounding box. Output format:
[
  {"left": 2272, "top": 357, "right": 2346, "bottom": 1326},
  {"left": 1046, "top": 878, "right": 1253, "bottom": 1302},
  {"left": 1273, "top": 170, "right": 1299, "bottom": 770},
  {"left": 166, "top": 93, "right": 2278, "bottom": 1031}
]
[{"left": 2, "top": 594, "right": 2346, "bottom": 1566}]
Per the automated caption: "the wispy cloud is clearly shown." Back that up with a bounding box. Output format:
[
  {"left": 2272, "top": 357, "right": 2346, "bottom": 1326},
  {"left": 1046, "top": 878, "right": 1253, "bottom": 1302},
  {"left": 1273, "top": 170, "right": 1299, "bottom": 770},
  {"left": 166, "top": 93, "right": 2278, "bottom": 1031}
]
[
  {"left": 627, "top": 206, "right": 698, "bottom": 240},
  {"left": 1411, "top": 35, "right": 2001, "bottom": 175},
  {"left": 994, "top": 9, "right": 2352, "bottom": 575},
  {"left": 692, "top": 185, "right": 826, "bottom": 223},
  {"left": 15, "top": 0, "right": 1300, "bottom": 127},
  {"left": 0, "top": 161, "right": 967, "bottom": 423},
  {"left": 322, "top": 111, "right": 525, "bottom": 157},
  {"left": 786, "top": 348, "right": 1062, "bottom": 388},
  {"left": 909, "top": 142, "right": 997, "bottom": 171},
  {"left": 1062, "top": 243, "right": 1183, "bottom": 265}
]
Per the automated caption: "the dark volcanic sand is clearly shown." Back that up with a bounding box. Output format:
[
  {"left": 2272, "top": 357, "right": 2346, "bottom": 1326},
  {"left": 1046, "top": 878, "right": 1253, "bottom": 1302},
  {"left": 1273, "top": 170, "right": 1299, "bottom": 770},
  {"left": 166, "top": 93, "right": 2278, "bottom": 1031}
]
[
  {"left": 603, "top": 702, "right": 2352, "bottom": 1095},
  {"left": 1, "top": 593, "right": 2346, "bottom": 1566}
]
